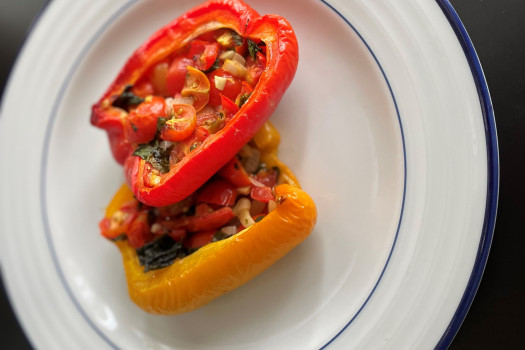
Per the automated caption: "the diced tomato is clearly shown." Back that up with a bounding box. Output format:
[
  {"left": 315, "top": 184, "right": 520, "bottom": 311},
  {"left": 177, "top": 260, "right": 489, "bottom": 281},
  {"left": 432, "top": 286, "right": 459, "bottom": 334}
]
[
  {"left": 187, "top": 207, "right": 235, "bottom": 232},
  {"left": 124, "top": 96, "right": 166, "bottom": 143},
  {"left": 160, "top": 104, "right": 197, "bottom": 142},
  {"left": 166, "top": 228, "right": 187, "bottom": 242},
  {"left": 197, "top": 179, "right": 238, "bottom": 207},
  {"left": 246, "top": 51, "right": 266, "bottom": 86},
  {"left": 166, "top": 56, "right": 194, "bottom": 96},
  {"left": 157, "top": 195, "right": 195, "bottom": 219},
  {"left": 194, "top": 126, "right": 210, "bottom": 141},
  {"left": 220, "top": 94, "right": 239, "bottom": 121},
  {"left": 250, "top": 186, "right": 275, "bottom": 203},
  {"left": 127, "top": 211, "right": 154, "bottom": 248},
  {"left": 99, "top": 199, "right": 139, "bottom": 240},
  {"left": 254, "top": 167, "right": 279, "bottom": 187},
  {"left": 184, "top": 230, "right": 216, "bottom": 249},
  {"left": 132, "top": 80, "right": 155, "bottom": 98},
  {"left": 188, "top": 40, "right": 220, "bottom": 71},
  {"left": 158, "top": 217, "right": 191, "bottom": 231},
  {"left": 235, "top": 81, "right": 254, "bottom": 107},
  {"left": 194, "top": 203, "right": 214, "bottom": 216},
  {"left": 218, "top": 157, "right": 252, "bottom": 187},
  {"left": 207, "top": 68, "right": 242, "bottom": 106}
]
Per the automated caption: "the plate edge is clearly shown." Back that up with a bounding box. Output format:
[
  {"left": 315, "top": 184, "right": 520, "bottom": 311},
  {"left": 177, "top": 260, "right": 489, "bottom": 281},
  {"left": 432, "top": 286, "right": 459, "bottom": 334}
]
[{"left": 434, "top": 1, "right": 499, "bottom": 349}]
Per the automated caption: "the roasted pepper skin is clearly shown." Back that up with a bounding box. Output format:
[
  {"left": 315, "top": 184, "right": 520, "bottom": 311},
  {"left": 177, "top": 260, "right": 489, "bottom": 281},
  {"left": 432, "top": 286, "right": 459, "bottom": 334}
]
[
  {"left": 114, "top": 183, "right": 316, "bottom": 315},
  {"left": 91, "top": 0, "right": 299, "bottom": 207}
]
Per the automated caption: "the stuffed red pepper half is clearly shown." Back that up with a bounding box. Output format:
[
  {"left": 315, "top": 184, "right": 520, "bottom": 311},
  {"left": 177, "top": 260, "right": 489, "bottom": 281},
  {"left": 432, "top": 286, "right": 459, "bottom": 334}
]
[{"left": 91, "top": 0, "right": 299, "bottom": 207}]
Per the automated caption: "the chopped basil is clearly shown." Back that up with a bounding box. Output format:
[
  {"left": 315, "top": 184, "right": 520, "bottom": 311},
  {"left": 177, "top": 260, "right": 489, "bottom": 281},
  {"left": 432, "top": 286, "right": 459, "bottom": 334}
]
[
  {"left": 112, "top": 85, "right": 144, "bottom": 110},
  {"left": 254, "top": 215, "right": 265, "bottom": 223},
  {"left": 133, "top": 138, "right": 173, "bottom": 173},
  {"left": 136, "top": 236, "right": 188, "bottom": 272},
  {"left": 131, "top": 122, "right": 138, "bottom": 132},
  {"left": 247, "top": 39, "right": 262, "bottom": 61}
]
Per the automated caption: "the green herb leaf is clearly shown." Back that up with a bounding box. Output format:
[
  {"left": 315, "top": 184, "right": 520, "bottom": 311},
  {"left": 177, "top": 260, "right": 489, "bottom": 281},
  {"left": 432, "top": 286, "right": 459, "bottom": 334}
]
[
  {"left": 136, "top": 236, "right": 188, "bottom": 272},
  {"left": 112, "top": 85, "right": 144, "bottom": 110},
  {"left": 247, "top": 39, "right": 262, "bottom": 61},
  {"left": 133, "top": 139, "right": 173, "bottom": 173}
]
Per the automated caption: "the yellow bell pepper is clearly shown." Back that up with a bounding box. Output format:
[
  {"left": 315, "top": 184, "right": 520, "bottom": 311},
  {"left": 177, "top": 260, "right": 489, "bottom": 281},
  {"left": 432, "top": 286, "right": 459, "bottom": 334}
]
[{"left": 102, "top": 121, "right": 317, "bottom": 314}]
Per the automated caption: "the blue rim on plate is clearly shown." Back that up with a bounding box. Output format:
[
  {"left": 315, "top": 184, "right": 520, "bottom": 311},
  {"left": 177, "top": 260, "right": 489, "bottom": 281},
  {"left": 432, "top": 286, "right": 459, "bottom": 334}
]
[
  {"left": 434, "top": 1, "right": 498, "bottom": 348},
  {"left": 4, "top": 0, "right": 496, "bottom": 348}
]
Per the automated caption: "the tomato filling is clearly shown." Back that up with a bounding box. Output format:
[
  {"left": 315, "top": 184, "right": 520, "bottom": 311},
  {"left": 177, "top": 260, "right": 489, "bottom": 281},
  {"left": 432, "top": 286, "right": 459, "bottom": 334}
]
[
  {"left": 110, "top": 29, "right": 267, "bottom": 187},
  {"left": 100, "top": 142, "right": 283, "bottom": 272}
]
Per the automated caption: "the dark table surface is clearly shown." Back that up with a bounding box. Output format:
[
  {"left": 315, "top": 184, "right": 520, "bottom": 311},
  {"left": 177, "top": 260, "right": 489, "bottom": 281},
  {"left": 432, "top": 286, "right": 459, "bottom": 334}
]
[{"left": 1, "top": 1, "right": 523, "bottom": 349}]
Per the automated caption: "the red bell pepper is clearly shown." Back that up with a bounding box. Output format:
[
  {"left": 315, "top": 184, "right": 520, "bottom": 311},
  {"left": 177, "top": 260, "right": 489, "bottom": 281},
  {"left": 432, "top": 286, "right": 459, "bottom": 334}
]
[{"left": 91, "top": 0, "right": 299, "bottom": 207}]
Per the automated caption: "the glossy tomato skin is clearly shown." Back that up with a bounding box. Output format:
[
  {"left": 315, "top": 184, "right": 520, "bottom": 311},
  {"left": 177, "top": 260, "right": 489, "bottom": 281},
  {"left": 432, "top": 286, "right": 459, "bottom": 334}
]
[
  {"left": 124, "top": 97, "right": 166, "bottom": 144},
  {"left": 127, "top": 211, "right": 154, "bottom": 248},
  {"left": 207, "top": 69, "right": 242, "bottom": 106},
  {"left": 197, "top": 179, "right": 238, "bottom": 207},
  {"left": 250, "top": 186, "right": 274, "bottom": 203},
  {"left": 187, "top": 207, "right": 235, "bottom": 232},
  {"left": 166, "top": 57, "right": 194, "bottom": 96},
  {"left": 246, "top": 52, "right": 266, "bottom": 86},
  {"left": 218, "top": 157, "right": 252, "bottom": 187},
  {"left": 184, "top": 230, "right": 216, "bottom": 249},
  {"left": 188, "top": 40, "right": 220, "bottom": 71}
]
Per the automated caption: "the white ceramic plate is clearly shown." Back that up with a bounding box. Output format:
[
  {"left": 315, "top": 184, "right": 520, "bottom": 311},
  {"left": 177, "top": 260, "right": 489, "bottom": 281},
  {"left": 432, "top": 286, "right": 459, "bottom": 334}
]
[{"left": 0, "top": 0, "right": 497, "bottom": 349}]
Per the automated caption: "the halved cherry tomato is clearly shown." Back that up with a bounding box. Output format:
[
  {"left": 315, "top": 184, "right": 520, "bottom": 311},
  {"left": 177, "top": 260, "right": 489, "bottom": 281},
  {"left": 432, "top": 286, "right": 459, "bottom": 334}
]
[
  {"left": 187, "top": 207, "right": 235, "bottom": 232},
  {"left": 207, "top": 68, "right": 242, "bottom": 106},
  {"left": 181, "top": 66, "right": 210, "bottom": 111},
  {"left": 160, "top": 104, "right": 197, "bottom": 142},
  {"left": 127, "top": 211, "right": 154, "bottom": 248},
  {"left": 124, "top": 96, "right": 166, "bottom": 143},
  {"left": 188, "top": 40, "right": 220, "bottom": 71},
  {"left": 166, "top": 57, "right": 194, "bottom": 96},
  {"left": 250, "top": 186, "right": 275, "bottom": 203},
  {"left": 197, "top": 179, "right": 237, "bottom": 207},
  {"left": 196, "top": 110, "right": 224, "bottom": 134},
  {"left": 184, "top": 230, "right": 216, "bottom": 249},
  {"left": 218, "top": 157, "right": 252, "bottom": 187}
]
